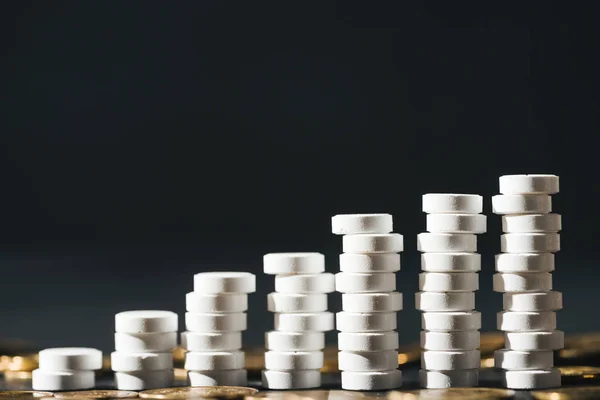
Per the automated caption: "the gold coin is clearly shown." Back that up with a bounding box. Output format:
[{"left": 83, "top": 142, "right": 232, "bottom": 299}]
[
  {"left": 139, "top": 386, "right": 258, "bottom": 399},
  {"left": 532, "top": 386, "right": 600, "bottom": 400},
  {"left": 560, "top": 333, "right": 600, "bottom": 362},
  {"left": 173, "top": 347, "right": 185, "bottom": 368},
  {"left": 387, "top": 392, "right": 420, "bottom": 400},
  {"left": 173, "top": 367, "right": 187, "bottom": 382},
  {"left": 397, "top": 343, "right": 420, "bottom": 365},
  {"left": 321, "top": 346, "right": 338, "bottom": 372},
  {"left": 244, "top": 348, "right": 264, "bottom": 372},
  {"left": 558, "top": 366, "right": 600, "bottom": 385},
  {"left": 54, "top": 390, "right": 139, "bottom": 399},
  {"left": 0, "top": 355, "right": 38, "bottom": 372},
  {"left": 3, "top": 371, "right": 33, "bottom": 381},
  {"left": 412, "top": 388, "right": 516, "bottom": 399},
  {"left": 479, "top": 332, "right": 505, "bottom": 356},
  {"left": 0, "top": 391, "right": 53, "bottom": 399}
]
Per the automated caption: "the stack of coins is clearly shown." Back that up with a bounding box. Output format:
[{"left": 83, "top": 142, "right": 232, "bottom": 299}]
[
  {"left": 417, "top": 194, "right": 486, "bottom": 388},
  {"left": 262, "top": 253, "right": 334, "bottom": 389},
  {"left": 332, "top": 214, "right": 404, "bottom": 391},
  {"left": 32, "top": 348, "right": 102, "bottom": 391},
  {"left": 492, "top": 174, "right": 563, "bottom": 389},
  {"left": 112, "top": 310, "right": 177, "bottom": 390},
  {"left": 184, "top": 272, "right": 256, "bottom": 386}
]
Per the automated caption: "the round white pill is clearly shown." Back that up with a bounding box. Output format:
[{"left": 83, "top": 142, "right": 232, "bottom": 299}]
[
  {"left": 501, "top": 233, "right": 560, "bottom": 253},
  {"left": 493, "top": 272, "right": 553, "bottom": 293},
  {"left": 415, "top": 292, "right": 475, "bottom": 312},
  {"left": 343, "top": 234, "right": 404, "bottom": 253},
  {"left": 502, "top": 213, "right": 562, "bottom": 233},
  {"left": 499, "top": 174, "right": 559, "bottom": 195},
  {"left": 495, "top": 253, "right": 555, "bottom": 273},
  {"left": 504, "top": 331, "right": 564, "bottom": 351},
  {"left": 275, "top": 273, "right": 335, "bottom": 294},
  {"left": 193, "top": 272, "right": 256, "bottom": 294},
  {"left": 503, "top": 291, "right": 563, "bottom": 312},
  {"left": 114, "top": 332, "right": 177, "bottom": 352},
  {"left": 332, "top": 214, "right": 393, "bottom": 235},
  {"left": 420, "top": 331, "right": 480, "bottom": 351},
  {"left": 421, "top": 311, "right": 481, "bottom": 331},
  {"left": 426, "top": 214, "right": 487, "bottom": 234},
  {"left": 497, "top": 311, "right": 557, "bottom": 332},
  {"left": 110, "top": 351, "right": 173, "bottom": 372},
  {"left": 421, "top": 350, "right": 480, "bottom": 370},
  {"left": 262, "top": 370, "right": 321, "bottom": 390},
  {"left": 38, "top": 348, "right": 102, "bottom": 371},
  {"left": 338, "top": 350, "right": 399, "bottom": 371},
  {"left": 32, "top": 370, "right": 95, "bottom": 391},
  {"left": 186, "top": 292, "right": 248, "bottom": 313},
  {"left": 494, "top": 349, "right": 554, "bottom": 370},
  {"left": 265, "top": 331, "right": 325, "bottom": 351},
  {"left": 268, "top": 293, "right": 327, "bottom": 313},
  {"left": 264, "top": 351, "right": 324, "bottom": 370},
  {"left": 501, "top": 368, "right": 561, "bottom": 390},
  {"left": 263, "top": 252, "right": 325, "bottom": 275},
  {"left": 185, "top": 312, "right": 247, "bottom": 332},
  {"left": 184, "top": 351, "right": 244, "bottom": 370},
  {"left": 419, "top": 272, "right": 479, "bottom": 292},
  {"left": 417, "top": 233, "right": 477, "bottom": 253},
  {"left": 341, "top": 370, "right": 402, "bottom": 391},
  {"left": 419, "top": 369, "right": 478, "bottom": 389},
  {"left": 335, "top": 272, "right": 397, "bottom": 293},
  {"left": 492, "top": 194, "right": 552, "bottom": 215},
  {"left": 187, "top": 369, "right": 247, "bottom": 387},
  {"left": 339, "top": 253, "right": 401, "bottom": 273},
  {"left": 336, "top": 312, "right": 397, "bottom": 332},
  {"left": 274, "top": 312, "right": 334, "bottom": 332},
  {"left": 342, "top": 292, "right": 403, "bottom": 312},
  {"left": 181, "top": 331, "right": 242, "bottom": 351},
  {"left": 421, "top": 253, "right": 481, "bottom": 272},
  {"left": 115, "top": 310, "right": 178, "bottom": 333},
  {"left": 338, "top": 332, "right": 399, "bottom": 352},
  {"left": 422, "top": 194, "right": 483, "bottom": 214},
  {"left": 114, "top": 370, "right": 173, "bottom": 391}
]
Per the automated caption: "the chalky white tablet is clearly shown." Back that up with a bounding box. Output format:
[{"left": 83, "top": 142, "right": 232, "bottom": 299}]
[
  {"left": 495, "top": 253, "right": 555, "bottom": 273},
  {"left": 32, "top": 369, "right": 94, "bottom": 391},
  {"left": 501, "top": 369, "right": 561, "bottom": 389},
  {"left": 338, "top": 350, "right": 398, "bottom": 371},
  {"left": 426, "top": 214, "right": 487, "bottom": 234},
  {"left": 193, "top": 272, "right": 256, "bottom": 294},
  {"left": 499, "top": 174, "right": 559, "bottom": 195},
  {"left": 264, "top": 351, "right": 324, "bottom": 370},
  {"left": 343, "top": 234, "right": 404, "bottom": 253},
  {"left": 114, "top": 332, "right": 177, "bottom": 352},
  {"left": 335, "top": 272, "right": 396, "bottom": 293},
  {"left": 38, "top": 347, "right": 102, "bottom": 371},
  {"left": 115, "top": 310, "right": 178, "bottom": 333},
  {"left": 492, "top": 194, "right": 552, "bottom": 215},
  {"left": 114, "top": 370, "right": 173, "bottom": 391},
  {"left": 181, "top": 331, "right": 242, "bottom": 351},
  {"left": 504, "top": 331, "right": 564, "bottom": 351},
  {"left": 188, "top": 369, "right": 247, "bottom": 386},
  {"left": 419, "top": 369, "right": 478, "bottom": 389},
  {"left": 497, "top": 311, "right": 557, "bottom": 332},
  {"left": 415, "top": 292, "right": 475, "bottom": 312},
  {"left": 265, "top": 331, "right": 325, "bottom": 351},
  {"left": 340, "top": 253, "right": 401, "bottom": 273},
  {"left": 336, "top": 312, "right": 397, "bottom": 332},
  {"left": 262, "top": 370, "right": 321, "bottom": 390},
  {"left": 263, "top": 252, "right": 325, "bottom": 275},
  {"left": 421, "top": 311, "right": 481, "bottom": 331},
  {"left": 493, "top": 272, "right": 552, "bottom": 293},
  {"left": 268, "top": 293, "right": 327, "bottom": 313},
  {"left": 421, "top": 350, "right": 480, "bottom": 370},
  {"left": 502, "top": 214, "right": 562, "bottom": 233},
  {"left": 338, "top": 332, "right": 399, "bottom": 351},
  {"left": 417, "top": 233, "right": 477, "bottom": 253},
  {"left": 501, "top": 233, "right": 560, "bottom": 253},
  {"left": 341, "top": 370, "right": 402, "bottom": 391},
  {"left": 184, "top": 351, "right": 244, "bottom": 370},
  {"left": 274, "top": 312, "right": 334, "bottom": 332},
  {"left": 494, "top": 349, "right": 554, "bottom": 370},
  {"left": 419, "top": 272, "right": 479, "bottom": 292},
  {"left": 503, "top": 292, "right": 563, "bottom": 312},
  {"left": 420, "top": 331, "right": 480, "bottom": 351},
  {"left": 421, "top": 253, "right": 481, "bottom": 272},
  {"left": 332, "top": 214, "right": 393, "bottom": 235},
  {"left": 185, "top": 312, "right": 247, "bottom": 332},
  {"left": 422, "top": 194, "right": 483, "bottom": 214},
  {"left": 110, "top": 351, "right": 173, "bottom": 372},
  {"left": 186, "top": 292, "right": 248, "bottom": 313},
  {"left": 275, "top": 273, "right": 335, "bottom": 294},
  {"left": 342, "top": 292, "right": 403, "bottom": 312}
]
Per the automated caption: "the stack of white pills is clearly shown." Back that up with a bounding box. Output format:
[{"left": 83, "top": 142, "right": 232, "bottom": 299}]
[
  {"left": 184, "top": 272, "right": 255, "bottom": 386},
  {"left": 492, "top": 174, "right": 563, "bottom": 389},
  {"left": 112, "top": 310, "right": 177, "bottom": 390},
  {"left": 332, "top": 213, "right": 403, "bottom": 391},
  {"left": 33, "top": 347, "right": 102, "bottom": 391},
  {"left": 262, "top": 252, "right": 334, "bottom": 389},
  {"left": 417, "top": 194, "right": 485, "bottom": 388}
]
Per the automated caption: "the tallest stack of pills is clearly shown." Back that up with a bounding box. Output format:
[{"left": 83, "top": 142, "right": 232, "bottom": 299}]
[{"left": 492, "top": 174, "right": 563, "bottom": 390}]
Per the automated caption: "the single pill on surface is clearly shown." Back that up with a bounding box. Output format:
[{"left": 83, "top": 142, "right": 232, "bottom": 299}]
[
  {"left": 339, "top": 253, "right": 401, "bottom": 273},
  {"left": 110, "top": 351, "right": 173, "bottom": 372},
  {"left": 186, "top": 292, "right": 248, "bottom": 313},
  {"left": 421, "top": 350, "right": 480, "bottom": 370},
  {"left": 503, "top": 292, "right": 563, "bottom": 312},
  {"left": 274, "top": 312, "right": 334, "bottom": 332},
  {"left": 38, "top": 348, "right": 102, "bottom": 371},
  {"left": 502, "top": 214, "right": 562, "bottom": 233},
  {"left": 342, "top": 292, "right": 403, "bottom": 312},
  {"left": 265, "top": 331, "right": 325, "bottom": 351},
  {"left": 497, "top": 311, "right": 557, "bottom": 332},
  {"left": 275, "top": 273, "right": 335, "bottom": 294},
  {"left": 420, "top": 331, "right": 480, "bottom": 351},
  {"left": 114, "top": 332, "right": 177, "bottom": 352},
  {"left": 419, "top": 272, "right": 479, "bottom": 292},
  {"left": 499, "top": 174, "right": 559, "bottom": 195},
  {"left": 193, "top": 272, "right": 256, "bottom": 293},
  {"left": 338, "top": 332, "right": 399, "bottom": 352},
  {"left": 184, "top": 351, "right": 244, "bottom": 370},
  {"left": 421, "top": 311, "right": 481, "bottom": 331},
  {"left": 495, "top": 253, "right": 555, "bottom": 273},
  {"left": 493, "top": 272, "right": 553, "bottom": 293},
  {"left": 421, "top": 253, "right": 481, "bottom": 272},
  {"left": 335, "top": 272, "right": 396, "bottom": 293},
  {"left": 263, "top": 252, "right": 325, "bottom": 275},
  {"left": 494, "top": 349, "right": 554, "bottom": 370},
  {"left": 492, "top": 194, "right": 552, "bottom": 215},
  {"left": 415, "top": 292, "right": 475, "bottom": 312},
  {"left": 264, "top": 351, "right": 324, "bottom": 370},
  {"left": 332, "top": 214, "right": 393, "bottom": 235},
  {"left": 187, "top": 369, "right": 247, "bottom": 387},
  {"left": 419, "top": 369, "right": 478, "bottom": 389},
  {"left": 32, "top": 370, "right": 95, "bottom": 391},
  {"left": 341, "top": 370, "right": 403, "bottom": 391},
  {"left": 185, "top": 312, "right": 247, "bottom": 332},
  {"left": 426, "top": 214, "right": 487, "bottom": 234},
  {"left": 115, "top": 310, "right": 178, "bottom": 333},
  {"left": 262, "top": 370, "right": 321, "bottom": 390},
  {"left": 338, "top": 350, "right": 399, "bottom": 371},
  {"left": 343, "top": 234, "right": 404, "bottom": 253},
  {"left": 181, "top": 331, "right": 242, "bottom": 351},
  {"left": 422, "top": 194, "right": 483, "bottom": 214},
  {"left": 267, "top": 293, "right": 328, "bottom": 313},
  {"left": 504, "top": 331, "right": 564, "bottom": 351},
  {"left": 501, "top": 368, "right": 561, "bottom": 390},
  {"left": 417, "top": 233, "right": 477, "bottom": 253},
  {"left": 336, "top": 312, "right": 397, "bottom": 332},
  {"left": 501, "top": 233, "right": 560, "bottom": 253}
]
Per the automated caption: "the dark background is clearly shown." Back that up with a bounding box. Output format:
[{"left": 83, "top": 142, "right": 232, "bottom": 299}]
[{"left": 2, "top": 2, "right": 599, "bottom": 352}]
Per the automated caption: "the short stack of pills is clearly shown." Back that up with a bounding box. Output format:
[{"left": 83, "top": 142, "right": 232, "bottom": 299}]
[
  {"left": 332, "top": 214, "right": 403, "bottom": 391},
  {"left": 262, "top": 253, "right": 334, "bottom": 389},
  {"left": 112, "top": 310, "right": 177, "bottom": 390},
  {"left": 492, "top": 174, "right": 563, "bottom": 390},
  {"left": 33, "top": 348, "right": 102, "bottom": 391},
  {"left": 417, "top": 194, "right": 485, "bottom": 388},
  {"left": 184, "top": 272, "right": 255, "bottom": 386}
]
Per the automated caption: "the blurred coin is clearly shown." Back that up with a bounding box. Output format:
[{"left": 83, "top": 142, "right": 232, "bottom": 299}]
[
  {"left": 244, "top": 348, "right": 264, "bottom": 372},
  {"left": 558, "top": 366, "right": 600, "bottom": 384},
  {"left": 559, "top": 333, "right": 600, "bottom": 364},
  {"left": 532, "top": 386, "right": 600, "bottom": 400},
  {"left": 173, "top": 368, "right": 187, "bottom": 382},
  {"left": 54, "top": 390, "right": 138, "bottom": 399},
  {"left": 387, "top": 392, "right": 421, "bottom": 400},
  {"left": 322, "top": 346, "right": 338, "bottom": 372},
  {"left": 173, "top": 347, "right": 185, "bottom": 368},
  {"left": 480, "top": 357, "right": 495, "bottom": 369},
  {"left": 479, "top": 333, "right": 505, "bottom": 357},
  {"left": 3, "top": 371, "right": 33, "bottom": 381},
  {"left": 0, "top": 355, "right": 38, "bottom": 372},
  {"left": 397, "top": 343, "right": 420, "bottom": 366},
  {"left": 139, "top": 387, "right": 258, "bottom": 399},
  {"left": 0, "top": 391, "right": 53, "bottom": 398},
  {"left": 411, "top": 388, "right": 515, "bottom": 399}
]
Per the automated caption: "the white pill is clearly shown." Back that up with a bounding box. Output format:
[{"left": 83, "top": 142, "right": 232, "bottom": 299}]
[
  {"left": 186, "top": 292, "right": 248, "bottom": 313},
  {"left": 184, "top": 351, "right": 244, "bottom": 370},
  {"left": 268, "top": 293, "right": 327, "bottom": 313},
  {"left": 265, "top": 331, "right": 325, "bottom": 351},
  {"left": 32, "top": 369, "right": 95, "bottom": 391},
  {"left": 114, "top": 370, "right": 173, "bottom": 391},
  {"left": 115, "top": 310, "right": 178, "bottom": 333},
  {"left": 263, "top": 252, "right": 325, "bottom": 275},
  {"left": 181, "top": 331, "right": 242, "bottom": 351},
  {"left": 332, "top": 214, "right": 393, "bottom": 235},
  {"left": 493, "top": 273, "right": 553, "bottom": 293},
  {"left": 505, "top": 331, "right": 564, "bottom": 351},
  {"left": 419, "top": 272, "right": 479, "bottom": 292},
  {"left": 264, "top": 351, "right": 324, "bottom": 370},
  {"left": 495, "top": 253, "right": 555, "bottom": 273},
  {"left": 341, "top": 370, "right": 402, "bottom": 391},
  {"left": 338, "top": 350, "right": 398, "bottom": 371},
  {"left": 422, "top": 194, "right": 483, "bottom": 214},
  {"left": 426, "top": 214, "right": 487, "bottom": 234},
  {"left": 262, "top": 370, "right": 321, "bottom": 389},
  {"left": 342, "top": 292, "right": 403, "bottom": 312},
  {"left": 421, "top": 312, "right": 481, "bottom": 331},
  {"left": 420, "top": 331, "right": 480, "bottom": 351},
  {"left": 340, "top": 253, "right": 401, "bottom": 273},
  {"left": 275, "top": 273, "right": 335, "bottom": 293},
  {"left": 502, "top": 214, "right": 562, "bottom": 233},
  {"left": 335, "top": 272, "right": 396, "bottom": 293},
  {"left": 421, "top": 350, "right": 480, "bottom": 370},
  {"left": 185, "top": 312, "right": 247, "bottom": 332},
  {"left": 114, "top": 332, "right": 177, "bottom": 352},
  {"left": 336, "top": 312, "right": 397, "bottom": 332},
  {"left": 419, "top": 369, "right": 478, "bottom": 389},
  {"left": 492, "top": 194, "right": 552, "bottom": 215},
  {"left": 338, "top": 332, "right": 399, "bottom": 351},
  {"left": 499, "top": 174, "right": 559, "bottom": 195},
  {"left": 188, "top": 369, "right": 247, "bottom": 386},
  {"left": 497, "top": 311, "right": 556, "bottom": 332},
  {"left": 38, "top": 348, "right": 102, "bottom": 371},
  {"left": 193, "top": 271, "right": 256, "bottom": 293},
  {"left": 417, "top": 233, "right": 477, "bottom": 253},
  {"left": 503, "top": 291, "right": 563, "bottom": 312},
  {"left": 110, "top": 351, "right": 173, "bottom": 372},
  {"left": 343, "top": 234, "right": 404, "bottom": 253},
  {"left": 415, "top": 292, "right": 475, "bottom": 312},
  {"left": 494, "top": 349, "right": 554, "bottom": 370},
  {"left": 421, "top": 253, "right": 481, "bottom": 272},
  {"left": 501, "top": 233, "right": 560, "bottom": 253},
  {"left": 501, "top": 368, "right": 561, "bottom": 390},
  {"left": 274, "top": 312, "right": 334, "bottom": 332}
]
